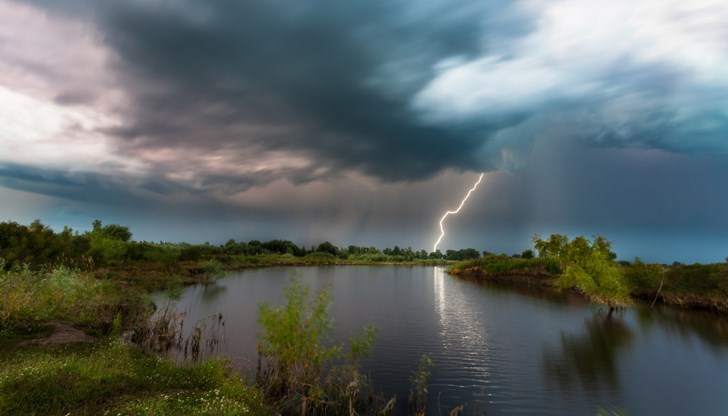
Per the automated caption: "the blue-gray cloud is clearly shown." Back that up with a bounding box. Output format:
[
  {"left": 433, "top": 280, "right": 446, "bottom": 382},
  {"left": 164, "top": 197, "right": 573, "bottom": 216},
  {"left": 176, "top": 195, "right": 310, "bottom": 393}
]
[{"left": 16, "top": 0, "right": 728, "bottom": 190}]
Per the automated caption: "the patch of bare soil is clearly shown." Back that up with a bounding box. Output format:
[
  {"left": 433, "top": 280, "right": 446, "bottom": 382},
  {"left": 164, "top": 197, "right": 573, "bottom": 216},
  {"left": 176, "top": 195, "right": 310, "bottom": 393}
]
[{"left": 19, "top": 321, "right": 95, "bottom": 347}]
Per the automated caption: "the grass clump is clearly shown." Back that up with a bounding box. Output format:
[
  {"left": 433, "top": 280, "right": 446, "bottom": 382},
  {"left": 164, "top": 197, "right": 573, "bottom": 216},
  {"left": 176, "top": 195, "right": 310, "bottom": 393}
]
[
  {"left": 0, "top": 339, "right": 267, "bottom": 416},
  {"left": 0, "top": 263, "right": 129, "bottom": 333}
]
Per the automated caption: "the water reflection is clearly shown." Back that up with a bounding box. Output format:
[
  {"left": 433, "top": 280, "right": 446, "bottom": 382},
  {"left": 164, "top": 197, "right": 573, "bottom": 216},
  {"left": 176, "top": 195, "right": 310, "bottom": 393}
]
[
  {"left": 199, "top": 282, "right": 227, "bottom": 304},
  {"left": 157, "top": 266, "right": 728, "bottom": 415},
  {"left": 433, "top": 267, "right": 493, "bottom": 412},
  {"left": 458, "top": 276, "right": 590, "bottom": 308},
  {"left": 434, "top": 267, "right": 490, "bottom": 356},
  {"left": 635, "top": 306, "right": 728, "bottom": 350},
  {"left": 542, "top": 311, "right": 634, "bottom": 394}
]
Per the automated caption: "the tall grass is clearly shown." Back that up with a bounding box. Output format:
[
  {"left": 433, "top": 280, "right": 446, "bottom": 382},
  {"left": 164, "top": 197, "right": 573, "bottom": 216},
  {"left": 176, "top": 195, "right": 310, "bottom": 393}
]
[
  {"left": 452, "top": 255, "right": 561, "bottom": 275},
  {"left": 0, "top": 263, "right": 129, "bottom": 332}
]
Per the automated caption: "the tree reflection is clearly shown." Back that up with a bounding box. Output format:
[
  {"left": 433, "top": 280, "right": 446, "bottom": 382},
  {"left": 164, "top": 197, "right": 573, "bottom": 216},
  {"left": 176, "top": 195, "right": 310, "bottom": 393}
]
[
  {"left": 200, "top": 282, "right": 228, "bottom": 304},
  {"left": 543, "top": 311, "right": 634, "bottom": 393},
  {"left": 635, "top": 306, "right": 728, "bottom": 350}
]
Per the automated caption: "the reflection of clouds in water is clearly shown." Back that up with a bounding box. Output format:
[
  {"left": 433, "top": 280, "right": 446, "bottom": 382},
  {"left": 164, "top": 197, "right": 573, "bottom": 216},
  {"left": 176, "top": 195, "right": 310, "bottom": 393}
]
[{"left": 433, "top": 267, "right": 492, "bottom": 387}]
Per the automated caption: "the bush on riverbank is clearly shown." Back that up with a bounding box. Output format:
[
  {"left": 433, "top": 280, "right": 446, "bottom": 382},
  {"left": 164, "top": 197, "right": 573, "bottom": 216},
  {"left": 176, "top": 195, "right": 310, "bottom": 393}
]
[{"left": 256, "top": 279, "right": 382, "bottom": 414}]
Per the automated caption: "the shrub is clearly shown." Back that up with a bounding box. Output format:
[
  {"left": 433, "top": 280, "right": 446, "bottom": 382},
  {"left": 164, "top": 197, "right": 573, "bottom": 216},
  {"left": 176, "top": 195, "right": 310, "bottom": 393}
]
[{"left": 256, "top": 279, "right": 378, "bottom": 414}]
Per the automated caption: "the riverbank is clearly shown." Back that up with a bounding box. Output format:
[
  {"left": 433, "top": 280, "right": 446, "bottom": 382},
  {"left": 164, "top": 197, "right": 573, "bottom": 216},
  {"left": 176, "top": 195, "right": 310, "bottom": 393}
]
[
  {"left": 0, "top": 264, "right": 270, "bottom": 415},
  {"left": 448, "top": 256, "right": 559, "bottom": 286},
  {"left": 448, "top": 256, "right": 728, "bottom": 313},
  {"left": 0, "top": 261, "right": 446, "bottom": 415}
]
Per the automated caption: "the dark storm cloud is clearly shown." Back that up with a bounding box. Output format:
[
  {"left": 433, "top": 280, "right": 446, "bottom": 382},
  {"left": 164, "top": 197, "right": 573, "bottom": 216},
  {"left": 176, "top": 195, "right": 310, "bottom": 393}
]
[
  {"left": 0, "top": 161, "right": 282, "bottom": 227},
  {"left": 20, "top": 0, "right": 728, "bottom": 191},
  {"left": 0, "top": 163, "right": 137, "bottom": 205},
  {"left": 3, "top": 0, "right": 727, "bottom": 261},
  {"left": 23, "top": 0, "right": 529, "bottom": 184}
]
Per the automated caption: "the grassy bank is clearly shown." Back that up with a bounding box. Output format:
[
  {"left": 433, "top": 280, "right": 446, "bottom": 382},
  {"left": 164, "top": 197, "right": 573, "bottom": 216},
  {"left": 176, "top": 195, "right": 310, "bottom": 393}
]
[
  {"left": 450, "top": 255, "right": 560, "bottom": 281},
  {"left": 0, "top": 266, "right": 437, "bottom": 415},
  {"left": 0, "top": 264, "right": 269, "bottom": 415},
  {"left": 448, "top": 254, "right": 728, "bottom": 312},
  {"left": 0, "top": 338, "right": 267, "bottom": 416},
  {"left": 628, "top": 261, "right": 728, "bottom": 311}
]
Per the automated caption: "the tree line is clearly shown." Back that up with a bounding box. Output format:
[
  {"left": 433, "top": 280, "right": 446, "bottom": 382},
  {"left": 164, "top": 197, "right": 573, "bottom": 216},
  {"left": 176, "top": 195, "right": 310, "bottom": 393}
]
[{"left": 0, "top": 220, "right": 491, "bottom": 269}]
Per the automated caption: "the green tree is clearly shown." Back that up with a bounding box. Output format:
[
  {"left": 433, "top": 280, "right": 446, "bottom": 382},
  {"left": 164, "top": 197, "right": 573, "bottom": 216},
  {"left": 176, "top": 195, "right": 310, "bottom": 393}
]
[
  {"left": 534, "top": 234, "right": 631, "bottom": 312},
  {"left": 533, "top": 233, "right": 569, "bottom": 259},
  {"left": 88, "top": 220, "right": 131, "bottom": 264},
  {"left": 315, "top": 241, "right": 341, "bottom": 257}
]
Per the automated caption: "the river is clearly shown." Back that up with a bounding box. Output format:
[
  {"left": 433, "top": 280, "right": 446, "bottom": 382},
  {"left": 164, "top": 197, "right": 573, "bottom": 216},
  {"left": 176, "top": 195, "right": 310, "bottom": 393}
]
[{"left": 156, "top": 266, "right": 728, "bottom": 415}]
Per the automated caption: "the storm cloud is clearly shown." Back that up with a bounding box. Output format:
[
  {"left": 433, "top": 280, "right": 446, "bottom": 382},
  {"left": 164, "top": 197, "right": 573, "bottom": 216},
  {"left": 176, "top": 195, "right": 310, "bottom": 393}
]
[
  {"left": 1, "top": 0, "right": 727, "bottom": 260},
  {"left": 15, "top": 0, "right": 727, "bottom": 187}
]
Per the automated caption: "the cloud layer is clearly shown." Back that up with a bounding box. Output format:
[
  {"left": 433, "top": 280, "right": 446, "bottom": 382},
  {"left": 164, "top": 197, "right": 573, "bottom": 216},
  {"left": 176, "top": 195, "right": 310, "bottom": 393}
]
[
  {"left": 7, "top": 0, "right": 724, "bottom": 187},
  {"left": 1, "top": 0, "right": 727, "bottom": 260}
]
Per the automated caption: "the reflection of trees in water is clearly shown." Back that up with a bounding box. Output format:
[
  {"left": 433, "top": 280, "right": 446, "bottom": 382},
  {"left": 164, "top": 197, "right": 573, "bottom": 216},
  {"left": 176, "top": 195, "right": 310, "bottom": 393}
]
[
  {"left": 200, "top": 282, "right": 228, "bottom": 303},
  {"left": 635, "top": 306, "right": 728, "bottom": 350},
  {"left": 543, "top": 311, "right": 634, "bottom": 394}
]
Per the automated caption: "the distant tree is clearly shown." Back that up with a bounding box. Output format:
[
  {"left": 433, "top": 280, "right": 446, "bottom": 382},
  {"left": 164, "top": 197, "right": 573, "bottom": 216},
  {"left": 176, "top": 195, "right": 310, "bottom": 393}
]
[
  {"left": 444, "top": 248, "right": 480, "bottom": 261},
  {"left": 521, "top": 249, "right": 534, "bottom": 259},
  {"left": 247, "top": 240, "right": 265, "bottom": 255},
  {"left": 315, "top": 241, "right": 341, "bottom": 257},
  {"left": 428, "top": 250, "right": 443, "bottom": 259},
  {"left": 91, "top": 220, "right": 132, "bottom": 242},
  {"left": 263, "top": 240, "right": 302, "bottom": 256}
]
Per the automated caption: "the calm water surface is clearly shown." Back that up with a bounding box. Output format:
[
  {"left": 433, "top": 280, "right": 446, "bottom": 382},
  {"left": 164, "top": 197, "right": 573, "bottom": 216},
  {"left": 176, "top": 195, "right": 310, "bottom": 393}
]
[{"left": 157, "top": 266, "right": 728, "bottom": 415}]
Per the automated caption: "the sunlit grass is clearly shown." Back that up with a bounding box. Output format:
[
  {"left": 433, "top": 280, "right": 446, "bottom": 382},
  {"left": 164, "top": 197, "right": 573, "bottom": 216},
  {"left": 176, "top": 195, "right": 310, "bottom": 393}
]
[
  {"left": 0, "top": 265, "right": 131, "bottom": 333},
  {"left": 451, "top": 255, "right": 561, "bottom": 275},
  {"left": 0, "top": 339, "right": 267, "bottom": 416}
]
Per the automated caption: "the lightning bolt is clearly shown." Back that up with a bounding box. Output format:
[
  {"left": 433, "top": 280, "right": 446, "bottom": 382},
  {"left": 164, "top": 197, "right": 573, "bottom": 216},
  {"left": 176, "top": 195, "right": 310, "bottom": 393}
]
[{"left": 433, "top": 172, "right": 485, "bottom": 252}]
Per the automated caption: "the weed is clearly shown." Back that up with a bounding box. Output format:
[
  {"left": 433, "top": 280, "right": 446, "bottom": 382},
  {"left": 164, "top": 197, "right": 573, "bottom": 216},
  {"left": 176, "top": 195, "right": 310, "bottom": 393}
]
[{"left": 256, "top": 279, "right": 387, "bottom": 415}]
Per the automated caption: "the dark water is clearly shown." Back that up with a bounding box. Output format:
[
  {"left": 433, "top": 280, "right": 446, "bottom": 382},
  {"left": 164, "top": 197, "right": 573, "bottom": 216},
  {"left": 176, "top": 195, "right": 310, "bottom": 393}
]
[{"left": 157, "top": 266, "right": 728, "bottom": 415}]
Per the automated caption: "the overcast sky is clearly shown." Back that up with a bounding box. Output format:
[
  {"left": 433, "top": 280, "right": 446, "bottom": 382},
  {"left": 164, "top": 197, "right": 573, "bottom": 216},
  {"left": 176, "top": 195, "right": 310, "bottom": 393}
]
[{"left": 1, "top": 0, "right": 727, "bottom": 262}]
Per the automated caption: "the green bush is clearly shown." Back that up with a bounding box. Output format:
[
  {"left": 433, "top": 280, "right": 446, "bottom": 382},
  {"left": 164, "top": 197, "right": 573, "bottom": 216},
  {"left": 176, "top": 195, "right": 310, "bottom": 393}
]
[
  {"left": 624, "top": 258, "right": 664, "bottom": 292},
  {"left": 535, "top": 235, "right": 631, "bottom": 310},
  {"left": 256, "top": 279, "right": 377, "bottom": 414}
]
